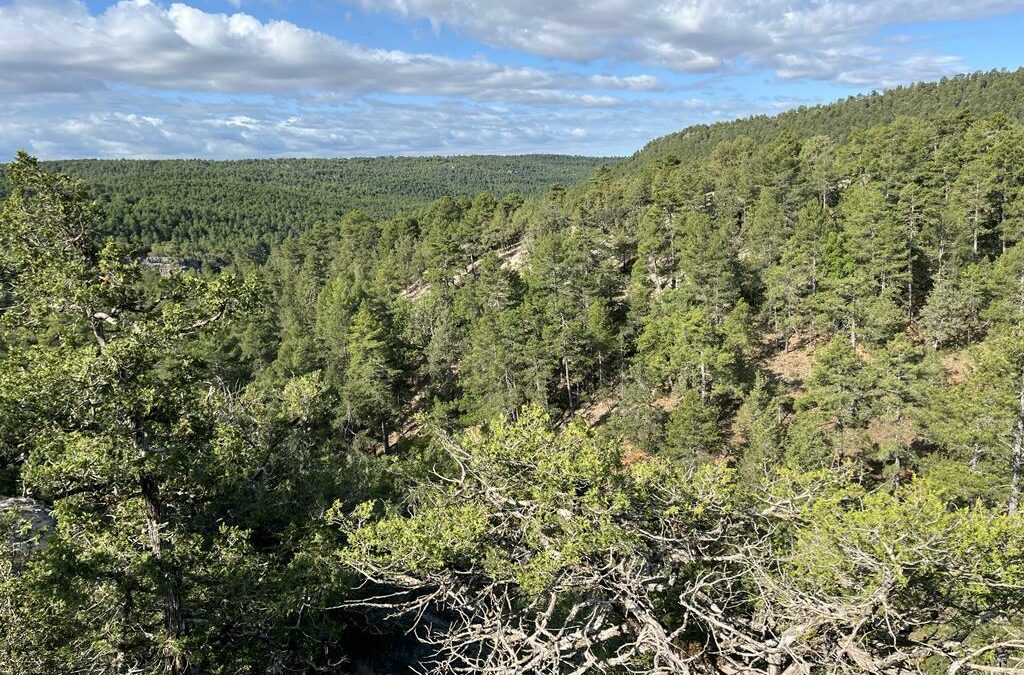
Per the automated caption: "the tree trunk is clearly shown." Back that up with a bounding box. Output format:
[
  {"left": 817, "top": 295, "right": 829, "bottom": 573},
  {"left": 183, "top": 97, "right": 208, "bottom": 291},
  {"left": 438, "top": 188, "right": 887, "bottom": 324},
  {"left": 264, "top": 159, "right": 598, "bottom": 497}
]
[
  {"left": 667, "top": 209, "right": 675, "bottom": 284},
  {"left": 135, "top": 429, "right": 186, "bottom": 674},
  {"left": 1009, "top": 375, "right": 1024, "bottom": 515},
  {"left": 564, "top": 356, "right": 574, "bottom": 412},
  {"left": 907, "top": 221, "right": 915, "bottom": 323},
  {"left": 1017, "top": 269, "right": 1024, "bottom": 336},
  {"left": 973, "top": 201, "right": 981, "bottom": 258}
]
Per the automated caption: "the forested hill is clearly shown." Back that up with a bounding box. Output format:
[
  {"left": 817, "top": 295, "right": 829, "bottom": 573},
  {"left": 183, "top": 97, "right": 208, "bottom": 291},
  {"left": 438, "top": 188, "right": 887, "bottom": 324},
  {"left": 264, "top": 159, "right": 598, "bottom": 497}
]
[
  {"left": 0, "top": 154, "right": 612, "bottom": 264},
  {"left": 625, "top": 67, "right": 1024, "bottom": 171},
  {"left": 6, "top": 69, "right": 1024, "bottom": 673}
]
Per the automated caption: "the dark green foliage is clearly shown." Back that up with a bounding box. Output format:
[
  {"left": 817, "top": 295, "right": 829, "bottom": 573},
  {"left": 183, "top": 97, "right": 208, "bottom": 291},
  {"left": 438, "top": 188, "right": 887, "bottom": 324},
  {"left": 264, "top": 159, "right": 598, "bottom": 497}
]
[
  {"left": 664, "top": 388, "right": 721, "bottom": 463},
  {"left": 625, "top": 68, "right": 1024, "bottom": 172},
  {"left": 0, "top": 155, "right": 382, "bottom": 673},
  {"left": 0, "top": 155, "right": 612, "bottom": 266}
]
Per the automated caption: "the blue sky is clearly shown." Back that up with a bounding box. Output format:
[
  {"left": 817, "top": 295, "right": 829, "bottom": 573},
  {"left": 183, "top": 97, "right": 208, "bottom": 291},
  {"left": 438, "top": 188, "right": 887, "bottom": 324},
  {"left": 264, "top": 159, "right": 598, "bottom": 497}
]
[{"left": 1, "top": 0, "right": 1023, "bottom": 159}]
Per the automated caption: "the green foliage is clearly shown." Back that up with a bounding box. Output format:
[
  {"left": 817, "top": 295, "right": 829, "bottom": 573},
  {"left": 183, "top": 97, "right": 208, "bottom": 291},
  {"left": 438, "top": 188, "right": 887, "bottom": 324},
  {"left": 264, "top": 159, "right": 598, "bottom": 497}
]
[
  {"left": 340, "top": 410, "right": 1024, "bottom": 673},
  {"left": 0, "top": 155, "right": 374, "bottom": 672},
  {"left": 7, "top": 68, "right": 1024, "bottom": 671},
  {"left": 664, "top": 389, "right": 722, "bottom": 463},
  {"left": 625, "top": 68, "right": 1024, "bottom": 172},
  {"left": 0, "top": 155, "right": 612, "bottom": 265}
]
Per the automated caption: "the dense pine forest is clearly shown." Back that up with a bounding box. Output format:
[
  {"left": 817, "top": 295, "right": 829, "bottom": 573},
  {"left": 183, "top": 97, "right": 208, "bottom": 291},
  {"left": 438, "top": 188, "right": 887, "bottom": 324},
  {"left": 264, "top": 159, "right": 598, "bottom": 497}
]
[
  {"left": 4, "top": 69, "right": 1024, "bottom": 673},
  {"left": 0, "top": 155, "right": 612, "bottom": 266}
]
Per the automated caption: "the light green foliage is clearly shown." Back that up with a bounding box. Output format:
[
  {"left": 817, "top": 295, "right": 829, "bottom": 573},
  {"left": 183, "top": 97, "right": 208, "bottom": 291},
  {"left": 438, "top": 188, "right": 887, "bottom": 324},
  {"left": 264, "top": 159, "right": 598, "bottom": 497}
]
[
  {"left": 339, "top": 407, "right": 637, "bottom": 595},
  {"left": 781, "top": 477, "right": 1024, "bottom": 660},
  {"left": 341, "top": 410, "right": 1024, "bottom": 673},
  {"left": 805, "top": 337, "right": 873, "bottom": 423},
  {"left": 637, "top": 293, "right": 749, "bottom": 401}
]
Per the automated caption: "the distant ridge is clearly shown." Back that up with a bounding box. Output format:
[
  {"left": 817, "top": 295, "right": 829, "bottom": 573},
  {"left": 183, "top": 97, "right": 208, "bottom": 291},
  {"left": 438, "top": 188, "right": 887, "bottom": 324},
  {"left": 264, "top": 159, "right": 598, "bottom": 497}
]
[
  {"left": 625, "top": 68, "right": 1024, "bottom": 171},
  {"left": 0, "top": 154, "right": 614, "bottom": 261}
]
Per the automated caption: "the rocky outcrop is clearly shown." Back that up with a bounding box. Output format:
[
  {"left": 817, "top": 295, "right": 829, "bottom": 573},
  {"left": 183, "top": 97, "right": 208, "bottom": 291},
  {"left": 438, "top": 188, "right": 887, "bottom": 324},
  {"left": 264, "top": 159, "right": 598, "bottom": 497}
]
[
  {"left": 140, "top": 255, "right": 201, "bottom": 277},
  {"left": 1, "top": 497, "right": 55, "bottom": 561}
]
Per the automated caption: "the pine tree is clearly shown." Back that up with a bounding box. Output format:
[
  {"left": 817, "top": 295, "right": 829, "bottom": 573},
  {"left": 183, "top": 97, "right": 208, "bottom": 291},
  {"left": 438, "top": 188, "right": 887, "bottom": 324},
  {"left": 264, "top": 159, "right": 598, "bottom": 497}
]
[
  {"left": 338, "top": 301, "right": 403, "bottom": 450},
  {"left": 841, "top": 180, "right": 909, "bottom": 306},
  {"left": 763, "top": 201, "right": 833, "bottom": 340},
  {"left": 741, "top": 186, "right": 788, "bottom": 272},
  {"left": 918, "top": 262, "right": 991, "bottom": 349},
  {"left": 986, "top": 241, "right": 1024, "bottom": 335},
  {"left": 866, "top": 335, "right": 941, "bottom": 483},
  {"left": 664, "top": 389, "right": 722, "bottom": 464},
  {"left": 603, "top": 372, "right": 667, "bottom": 454},
  {"left": 0, "top": 154, "right": 256, "bottom": 672},
  {"left": 674, "top": 212, "right": 741, "bottom": 323},
  {"left": 734, "top": 375, "right": 788, "bottom": 484},
  {"left": 637, "top": 295, "right": 744, "bottom": 401},
  {"left": 800, "top": 336, "right": 875, "bottom": 460},
  {"left": 968, "top": 334, "right": 1024, "bottom": 513}
]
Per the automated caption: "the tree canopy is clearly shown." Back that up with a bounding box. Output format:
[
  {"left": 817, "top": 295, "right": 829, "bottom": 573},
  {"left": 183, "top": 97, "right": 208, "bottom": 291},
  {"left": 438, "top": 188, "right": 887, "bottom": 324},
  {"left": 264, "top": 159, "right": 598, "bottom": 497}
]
[{"left": 5, "top": 69, "right": 1024, "bottom": 673}]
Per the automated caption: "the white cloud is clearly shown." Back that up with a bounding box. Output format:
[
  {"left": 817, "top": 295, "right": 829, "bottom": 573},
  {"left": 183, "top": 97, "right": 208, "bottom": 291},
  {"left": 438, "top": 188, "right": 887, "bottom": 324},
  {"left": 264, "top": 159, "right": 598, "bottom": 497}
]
[
  {"left": 589, "top": 74, "right": 662, "bottom": 91},
  {"left": 354, "top": 0, "right": 1022, "bottom": 83},
  {"left": 0, "top": 88, "right": 792, "bottom": 159},
  {"left": 0, "top": 0, "right": 1012, "bottom": 160},
  {"left": 0, "top": 0, "right": 654, "bottom": 101}
]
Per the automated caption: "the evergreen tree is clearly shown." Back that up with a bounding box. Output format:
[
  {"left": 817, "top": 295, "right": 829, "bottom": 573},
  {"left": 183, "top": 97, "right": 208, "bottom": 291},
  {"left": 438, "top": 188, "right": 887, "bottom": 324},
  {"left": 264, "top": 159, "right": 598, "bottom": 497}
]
[
  {"left": 741, "top": 186, "right": 788, "bottom": 272},
  {"left": 673, "top": 212, "right": 741, "bottom": 323},
  {"left": 338, "top": 301, "right": 403, "bottom": 450},
  {"left": 664, "top": 388, "right": 722, "bottom": 464},
  {"left": 918, "top": 262, "right": 991, "bottom": 348},
  {"left": 0, "top": 154, "right": 257, "bottom": 672},
  {"left": 799, "top": 336, "right": 875, "bottom": 461},
  {"left": 734, "top": 375, "right": 788, "bottom": 483}
]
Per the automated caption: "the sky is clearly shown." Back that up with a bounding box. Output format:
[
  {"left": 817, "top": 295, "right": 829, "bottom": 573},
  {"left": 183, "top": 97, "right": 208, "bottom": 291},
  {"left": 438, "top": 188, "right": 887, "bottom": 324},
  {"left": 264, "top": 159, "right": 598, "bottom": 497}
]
[{"left": 0, "top": 0, "right": 1023, "bottom": 159}]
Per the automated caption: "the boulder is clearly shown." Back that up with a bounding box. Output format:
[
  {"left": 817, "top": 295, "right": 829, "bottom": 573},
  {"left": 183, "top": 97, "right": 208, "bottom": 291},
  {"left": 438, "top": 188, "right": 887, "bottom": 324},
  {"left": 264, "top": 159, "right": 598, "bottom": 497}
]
[{"left": 1, "top": 497, "right": 55, "bottom": 561}]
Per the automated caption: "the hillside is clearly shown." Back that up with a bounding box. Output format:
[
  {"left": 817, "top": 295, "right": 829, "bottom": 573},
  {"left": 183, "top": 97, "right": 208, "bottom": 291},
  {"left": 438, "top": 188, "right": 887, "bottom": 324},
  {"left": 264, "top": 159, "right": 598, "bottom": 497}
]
[
  {"left": 4, "top": 69, "right": 1024, "bottom": 674},
  {"left": 624, "top": 67, "right": 1024, "bottom": 171},
  {"left": 0, "top": 154, "right": 613, "bottom": 264}
]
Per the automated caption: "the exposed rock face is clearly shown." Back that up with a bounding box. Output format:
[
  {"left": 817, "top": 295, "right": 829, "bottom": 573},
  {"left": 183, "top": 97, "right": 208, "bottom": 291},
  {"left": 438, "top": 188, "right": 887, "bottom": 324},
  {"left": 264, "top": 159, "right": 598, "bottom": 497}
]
[
  {"left": 1, "top": 497, "right": 55, "bottom": 561},
  {"left": 140, "top": 255, "right": 201, "bottom": 276}
]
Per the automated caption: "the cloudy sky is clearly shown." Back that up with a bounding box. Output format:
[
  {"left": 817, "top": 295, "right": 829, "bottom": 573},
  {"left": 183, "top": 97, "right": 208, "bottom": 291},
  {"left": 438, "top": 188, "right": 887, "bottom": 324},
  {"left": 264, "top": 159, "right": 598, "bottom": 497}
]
[{"left": 1, "top": 0, "right": 1023, "bottom": 159}]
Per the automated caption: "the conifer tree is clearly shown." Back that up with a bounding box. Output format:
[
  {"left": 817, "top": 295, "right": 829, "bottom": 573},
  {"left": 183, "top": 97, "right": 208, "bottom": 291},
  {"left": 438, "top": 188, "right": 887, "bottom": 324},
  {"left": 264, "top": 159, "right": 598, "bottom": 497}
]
[
  {"left": 0, "top": 154, "right": 256, "bottom": 672},
  {"left": 664, "top": 388, "right": 721, "bottom": 464},
  {"left": 339, "top": 301, "right": 403, "bottom": 450}
]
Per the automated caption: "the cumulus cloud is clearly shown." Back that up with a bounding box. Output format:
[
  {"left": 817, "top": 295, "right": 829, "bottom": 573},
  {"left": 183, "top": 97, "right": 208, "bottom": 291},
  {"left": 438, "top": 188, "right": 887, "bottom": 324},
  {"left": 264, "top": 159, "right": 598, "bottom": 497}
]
[
  {"left": 354, "top": 0, "right": 1021, "bottom": 83},
  {"left": 0, "top": 0, "right": 653, "bottom": 101},
  {"left": 0, "top": 0, "right": 1011, "bottom": 159},
  {"left": 0, "top": 87, "right": 793, "bottom": 159}
]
